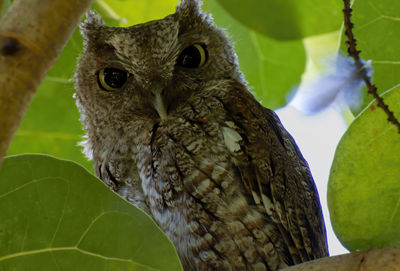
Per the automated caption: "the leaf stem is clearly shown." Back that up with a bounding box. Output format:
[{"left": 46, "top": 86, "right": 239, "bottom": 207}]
[{"left": 342, "top": 0, "right": 400, "bottom": 133}]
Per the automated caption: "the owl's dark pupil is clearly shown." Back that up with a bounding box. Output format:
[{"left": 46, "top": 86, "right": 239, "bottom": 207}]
[
  {"left": 177, "top": 45, "right": 203, "bottom": 68},
  {"left": 103, "top": 68, "right": 127, "bottom": 88}
]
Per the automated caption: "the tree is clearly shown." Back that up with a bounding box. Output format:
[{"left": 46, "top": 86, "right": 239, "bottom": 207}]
[{"left": 1, "top": 0, "right": 399, "bottom": 270}]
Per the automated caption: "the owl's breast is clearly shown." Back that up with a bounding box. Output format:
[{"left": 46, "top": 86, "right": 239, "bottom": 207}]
[{"left": 135, "top": 99, "right": 288, "bottom": 270}]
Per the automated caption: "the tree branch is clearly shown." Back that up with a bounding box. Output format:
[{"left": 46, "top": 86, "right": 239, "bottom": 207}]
[
  {"left": 342, "top": 0, "right": 400, "bottom": 133},
  {"left": 0, "top": 0, "right": 93, "bottom": 165},
  {"left": 280, "top": 246, "right": 400, "bottom": 271}
]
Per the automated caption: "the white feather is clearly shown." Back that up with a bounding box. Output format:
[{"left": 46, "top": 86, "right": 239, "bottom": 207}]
[
  {"left": 292, "top": 54, "right": 372, "bottom": 114},
  {"left": 222, "top": 126, "right": 242, "bottom": 153}
]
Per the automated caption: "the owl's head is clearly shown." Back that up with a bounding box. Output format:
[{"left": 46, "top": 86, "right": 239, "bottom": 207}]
[{"left": 74, "top": 0, "right": 245, "bottom": 157}]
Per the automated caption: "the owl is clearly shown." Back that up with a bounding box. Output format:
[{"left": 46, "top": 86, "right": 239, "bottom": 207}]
[{"left": 74, "top": 0, "right": 328, "bottom": 270}]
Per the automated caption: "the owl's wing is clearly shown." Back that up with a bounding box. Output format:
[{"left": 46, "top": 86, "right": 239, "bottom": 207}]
[{"left": 220, "top": 82, "right": 328, "bottom": 264}]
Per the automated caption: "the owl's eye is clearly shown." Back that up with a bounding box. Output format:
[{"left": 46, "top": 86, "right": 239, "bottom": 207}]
[
  {"left": 97, "top": 68, "right": 128, "bottom": 91},
  {"left": 177, "top": 44, "right": 208, "bottom": 68}
]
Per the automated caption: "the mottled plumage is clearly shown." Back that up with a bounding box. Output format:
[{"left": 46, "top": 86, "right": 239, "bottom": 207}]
[{"left": 74, "top": 0, "right": 328, "bottom": 270}]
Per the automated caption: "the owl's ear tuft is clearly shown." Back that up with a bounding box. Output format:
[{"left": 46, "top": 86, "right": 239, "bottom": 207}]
[
  {"left": 84, "top": 10, "right": 105, "bottom": 26},
  {"left": 175, "top": 0, "right": 212, "bottom": 31},
  {"left": 80, "top": 11, "right": 105, "bottom": 45},
  {"left": 176, "top": 0, "right": 203, "bottom": 20}
]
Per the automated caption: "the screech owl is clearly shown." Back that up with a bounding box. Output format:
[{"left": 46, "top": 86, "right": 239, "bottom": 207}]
[{"left": 74, "top": 0, "right": 328, "bottom": 270}]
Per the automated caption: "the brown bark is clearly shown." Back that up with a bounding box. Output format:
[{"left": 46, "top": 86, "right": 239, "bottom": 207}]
[
  {"left": 281, "top": 246, "right": 400, "bottom": 271},
  {"left": 0, "top": 0, "right": 93, "bottom": 165}
]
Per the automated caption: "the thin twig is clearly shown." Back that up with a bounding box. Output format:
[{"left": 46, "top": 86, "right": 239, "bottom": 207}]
[{"left": 342, "top": 0, "right": 400, "bottom": 133}]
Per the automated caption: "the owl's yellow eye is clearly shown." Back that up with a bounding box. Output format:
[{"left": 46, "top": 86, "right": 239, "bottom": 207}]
[
  {"left": 177, "top": 44, "right": 208, "bottom": 68},
  {"left": 97, "top": 68, "right": 128, "bottom": 91}
]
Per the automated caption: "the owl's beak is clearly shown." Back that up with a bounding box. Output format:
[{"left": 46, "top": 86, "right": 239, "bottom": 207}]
[{"left": 153, "top": 89, "right": 168, "bottom": 121}]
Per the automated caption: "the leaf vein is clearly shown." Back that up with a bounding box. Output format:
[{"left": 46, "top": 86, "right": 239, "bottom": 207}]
[
  {"left": 50, "top": 180, "right": 70, "bottom": 246},
  {"left": 0, "top": 177, "right": 56, "bottom": 200},
  {"left": 0, "top": 247, "right": 159, "bottom": 270}
]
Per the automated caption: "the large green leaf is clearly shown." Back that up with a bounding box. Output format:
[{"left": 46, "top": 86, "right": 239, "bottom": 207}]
[
  {"left": 328, "top": 86, "right": 400, "bottom": 251},
  {"left": 0, "top": 154, "right": 182, "bottom": 271},
  {"left": 204, "top": 0, "right": 306, "bottom": 109},
  {"left": 216, "top": 0, "right": 342, "bottom": 40},
  {"left": 342, "top": 0, "right": 400, "bottom": 114}
]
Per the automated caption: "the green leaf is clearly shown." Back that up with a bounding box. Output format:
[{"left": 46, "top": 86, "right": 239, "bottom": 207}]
[
  {"left": 93, "top": 0, "right": 178, "bottom": 26},
  {"left": 0, "top": 154, "right": 182, "bottom": 271},
  {"left": 216, "top": 0, "right": 342, "bottom": 40},
  {"left": 342, "top": 0, "right": 400, "bottom": 114},
  {"left": 204, "top": 0, "right": 306, "bottom": 109},
  {"left": 1, "top": 0, "right": 12, "bottom": 17},
  {"left": 328, "top": 86, "right": 400, "bottom": 251}
]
